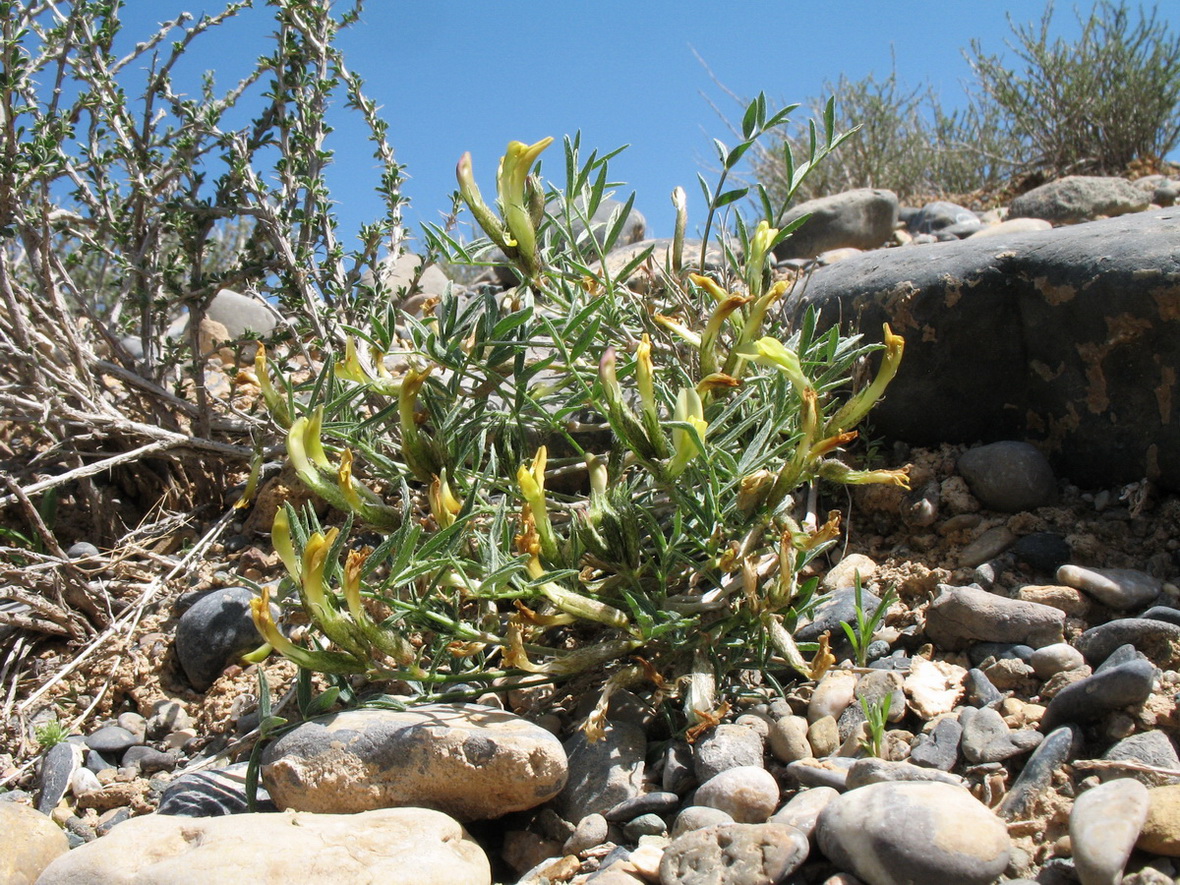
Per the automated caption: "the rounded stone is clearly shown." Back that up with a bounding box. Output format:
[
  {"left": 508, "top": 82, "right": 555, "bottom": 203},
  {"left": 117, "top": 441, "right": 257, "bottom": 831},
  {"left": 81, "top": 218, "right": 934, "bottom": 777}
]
[
  {"left": 34, "top": 807, "right": 490, "bottom": 884},
  {"left": 1139, "top": 785, "right": 1180, "bottom": 856},
  {"left": 770, "top": 785, "right": 839, "bottom": 838},
  {"left": 65, "top": 541, "right": 100, "bottom": 560},
  {"left": 769, "top": 715, "right": 812, "bottom": 763},
  {"left": 174, "top": 587, "right": 269, "bottom": 691},
  {"left": 83, "top": 725, "right": 139, "bottom": 755},
  {"left": 817, "top": 781, "right": 1010, "bottom": 885},
  {"left": 1030, "top": 642, "right": 1086, "bottom": 679},
  {"left": 0, "top": 802, "right": 69, "bottom": 883},
  {"left": 1070, "top": 778, "right": 1149, "bottom": 885},
  {"left": 1041, "top": 659, "right": 1155, "bottom": 732},
  {"left": 957, "top": 441, "right": 1056, "bottom": 512},
  {"left": 806, "top": 716, "right": 840, "bottom": 758},
  {"left": 809, "top": 671, "right": 858, "bottom": 723},
  {"left": 1011, "top": 532, "right": 1071, "bottom": 574},
  {"left": 261, "top": 704, "right": 567, "bottom": 821},
  {"left": 659, "top": 822, "right": 809, "bottom": 885},
  {"left": 671, "top": 805, "right": 735, "bottom": 838},
  {"left": 563, "top": 813, "right": 608, "bottom": 855},
  {"left": 694, "top": 766, "right": 781, "bottom": 824},
  {"left": 693, "top": 723, "right": 765, "bottom": 782}
]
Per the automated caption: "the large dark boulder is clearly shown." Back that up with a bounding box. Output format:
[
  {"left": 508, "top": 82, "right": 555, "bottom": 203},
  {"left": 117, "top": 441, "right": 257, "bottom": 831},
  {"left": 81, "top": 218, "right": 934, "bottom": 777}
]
[{"left": 782, "top": 208, "right": 1180, "bottom": 491}]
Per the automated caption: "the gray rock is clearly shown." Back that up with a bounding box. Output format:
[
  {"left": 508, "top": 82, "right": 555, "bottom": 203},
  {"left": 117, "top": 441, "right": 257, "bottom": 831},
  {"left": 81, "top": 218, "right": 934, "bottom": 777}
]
[
  {"left": 1057, "top": 564, "right": 1162, "bottom": 610},
  {"left": 559, "top": 720, "right": 646, "bottom": 822},
  {"left": 1075, "top": 618, "right": 1180, "bottom": 667},
  {"left": 65, "top": 541, "right": 99, "bottom": 559},
  {"left": 964, "top": 668, "right": 1005, "bottom": 707},
  {"left": 693, "top": 723, "right": 764, "bottom": 782},
  {"left": 670, "top": 805, "right": 734, "bottom": 838},
  {"left": 262, "top": 704, "right": 567, "bottom": 821},
  {"left": 817, "top": 781, "right": 1010, "bottom": 885},
  {"left": 120, "top": 746, "right": 179, "bottom": 774},
  {"left": 959, "top": 706, "right": 1042, "bottom": 763},
  {"left": 146, "top": 700, "right": 192, "bottom": 740},
  {"left": 957, "top": 441, "right": 1056, "bottom": 512},
  {"left": 1041, "top": 659, "right": 1156, "bottom": 731},
  {"left": 563, "top": 813, "right": 608, "bottom": 855},
  {"left": 923, "top": 584, "right": 1065, "bottom": 650},
  {"left": 958, "top": 526, "right": 1017, "bottom": 567},
  {"left": 83, "top": 725, "right": 139, "bottom": 755},
  {"left": 770, "top": 785, "right": 838, "bottom": 839},
  {"left": 774, "top": 188, "right": 899, "bottom": 260},
  {"left": 175, "top": 587, "right": 268, "bottom": 691},
  {"left": 1104, "top": 731, "right": 1180, "bottom": 776},
  {"left": 37, "top": 741, "right": 81, "bottom": 815},
  {"left": 797, "top": 585, "right": 885, "bottom": 652},
  {"left": 363, "top": 251, "right": 452, "bottom": 316},
  {"left": 910, "top": 716, "right": 963, "bottom": 771},
  {"left": 845, "top": 758, "right": 967, "bottom": 790},
  {"left": 1011, "top": 532, "right": 1072, "bottom": 574},
  {"left": 157, "top": 763, "right": 276, "bottom": 816},
  {"left": 693, "top": 766, "right": 780, "bottom": 824},
  {"left": 998, "top": 727, "right": 1077, "bottom": 819},
  {"left": 1030, "top": 642, "right": 1086, "bottom": 679},
  {"left": 1009, "top": 175, "right": 1151, "bottom": 224},
  {"left": 659, "top": 822, "right": 809, "bottom": 885},
  {"left": 604, "top": 791, "right": 680, "bottom": 822},
  {"left": 1070, "top": 778, "right": 1149, "bottom": 885},
  {"left": 622, "top": 813, "right": 666, "bottom": 841},
  {"left": 1142, "top": 605, "right": 1180, "bottom": 628},
  {"left": 782, "top": 208, "right": 1180, "bottom": 492},
  {"left": 908, "top": 201, "right": 981, "bottom": 236},
  {"left": 662, "top": 741, "right": 696, "bottom": 795}
]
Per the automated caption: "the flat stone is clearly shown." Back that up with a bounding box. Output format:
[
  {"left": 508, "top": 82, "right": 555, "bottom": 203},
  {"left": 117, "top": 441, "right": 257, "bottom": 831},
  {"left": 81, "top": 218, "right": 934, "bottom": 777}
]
[
  {"left": 786, "top": 758, "right": 853, "bottom": 792},
  {"left": 1058, "top": 565, "right": 1162, "bottom": 610},
  {"left": 83, "top": 725, "right": 139, "bottom": 756},
  {"left": 1015, "top": 584, "right": 1093, "bottom": 618},
  {"left": 773, "top": 188, "right": 898, "bottom": 260},
  {"left": 157, "top": 763, "right": 275, "bottom": 816},
  {"left": 262, "top": 704, "right": 567, "bottom": 821},
  {"left": 959, "top": 526, "right": 1017, "bottom": 568},
  {"left": 662, "top": 741, "right": 696, "bottom": 795},
  {"left": 1009, "top": 175, "right": 1151, "bottom": 224},
  {"left": 1071, "top": 778, "right": 1149, "bottom": 885},
  {"left": 1041, "top": 659, "right": 1156, "bottom": 732},
  {"left": 797, "top": 586, "right": 886, "bottom": 656},
  {"left": 960, "top": 706, "right": 1042, "bottom": 763},
  {"left": 659, "top": 822, "right": 809, "bottom": 885},
  {"left": 924, "top": 584, "right": 1065, "bottom": 650},
  {"left": 1142, "top": 605, "right": 1180, "bottom": 628},
  {"left": 1075, "top": 619, "right": 1180, "bottom": 668},
  {"left": 783, "top": 209, "right": 1180, "bottom": 492},
  {"left": 37, "top": 741, "right": 81, "bottom": 816},
  {"left": 694, "top": 766, "right": 780, "bottom": 824},
  {"left": 1104, "top": 732, "right": 1180, "bottom": 786},
  {"left": 845, "top": 758, "right": 967, "bottom": 790},
  {"left": 910, "top": 717, "right": 963, "bottom": 771},
  {"left": 808, "top": 671, "right": 858, "bottom": 723},
  {"left": 1139, "top": 785, "right": 1180, "bottom": 856},
  {"left": 904, "top": 656, "right": 966, "bottom": 718},
  {"left": 35, "top": 807, "right": 490, "bottom": 884},
  {"left": 958, "top": 441, "right": 1057, "bottom": 513},
  {"left": 559, "top": 719, "right": 646, "bottom": 822},
  {"left": 0, "top": 802, "right": 69, "bottom": 883},
  {"left": 604, "top": 791, "right": 680, "bottom": 822},
  {"left": 817, "top": 781, "right": 1010, "bottom": 885}
]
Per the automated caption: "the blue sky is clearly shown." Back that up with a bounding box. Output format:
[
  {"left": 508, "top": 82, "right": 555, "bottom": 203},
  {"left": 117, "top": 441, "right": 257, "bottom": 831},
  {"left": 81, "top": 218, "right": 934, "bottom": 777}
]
[{"left": 110, "top": 1, "right": 1177, "bottom": 246}]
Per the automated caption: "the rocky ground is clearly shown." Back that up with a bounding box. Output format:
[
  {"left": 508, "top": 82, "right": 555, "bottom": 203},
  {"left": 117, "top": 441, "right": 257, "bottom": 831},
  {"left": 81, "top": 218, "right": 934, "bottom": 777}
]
[
  {"left": 4, "top": 172, "right": 1180, "bottom": 883},
  {"left": 4, "top": 437, "right": 1180, "bottom": 884}
]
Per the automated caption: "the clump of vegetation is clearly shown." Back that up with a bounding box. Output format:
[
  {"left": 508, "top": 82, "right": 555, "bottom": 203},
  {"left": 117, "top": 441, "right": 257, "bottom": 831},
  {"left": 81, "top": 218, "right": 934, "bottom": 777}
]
[{"left": 751, "top": 1, "right": 1180, "bottom": 205}]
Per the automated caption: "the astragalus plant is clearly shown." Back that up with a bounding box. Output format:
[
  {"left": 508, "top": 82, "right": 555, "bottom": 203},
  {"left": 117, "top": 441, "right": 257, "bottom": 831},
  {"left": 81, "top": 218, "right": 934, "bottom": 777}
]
[{"left": 254, "top": 91, "right": 910, "bottom": 729}]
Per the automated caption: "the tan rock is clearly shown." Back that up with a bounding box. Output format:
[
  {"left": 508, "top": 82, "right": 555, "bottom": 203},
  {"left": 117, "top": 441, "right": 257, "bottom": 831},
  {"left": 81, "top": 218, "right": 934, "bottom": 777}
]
[
  {"left": 262, "top": 703, "right": 567, "bottom": 820},
  {"left": 968, "top": 217, "right": 1053, "bottom": 238},
  {"left": 904, "top": 656, "right": 966, "bottom": 718},
  {"left": 35, "top": 807, "right": 490, "bottom": 884},
  {"left": 1015, "top": 584, "right": 1093, "bottom": 618},
  {"left": 0, "top": 802, "right": 68, "bottom": 884},
  {"left": 1138, "top": 784, "right": 1180, "bottom": 856}
]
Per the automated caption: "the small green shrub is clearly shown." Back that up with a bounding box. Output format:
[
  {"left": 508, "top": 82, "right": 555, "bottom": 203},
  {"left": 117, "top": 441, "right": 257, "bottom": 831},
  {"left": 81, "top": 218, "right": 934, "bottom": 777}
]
[
  {"left": 34, "top": 719, "right": 70, "bottom": 749},
  {"left": 251, "top": 101, "right": 912, "bottom": 730}
]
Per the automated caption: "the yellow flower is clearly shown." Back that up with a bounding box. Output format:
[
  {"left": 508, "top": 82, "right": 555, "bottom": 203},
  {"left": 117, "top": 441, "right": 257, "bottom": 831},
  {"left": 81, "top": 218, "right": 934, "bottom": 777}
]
[
  {"left": 496, "top": 137, "right": 553, "bottom": 274},
  {"left": 826, "top": 324, "right": 905, "bottom": 434},
  {"left": 668, "top": 387, "right": 708, "bottom": 476},
  {"left": 739, "top": 336, "right": 810, "bottom": 395}
]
